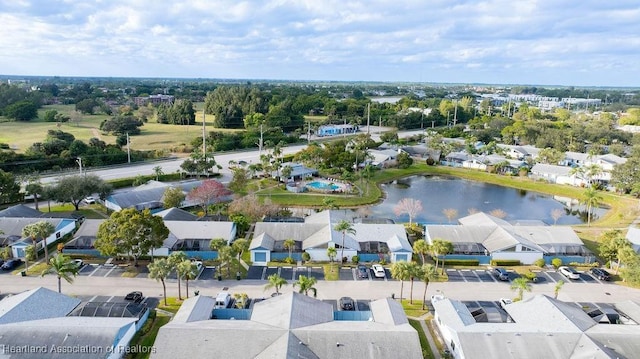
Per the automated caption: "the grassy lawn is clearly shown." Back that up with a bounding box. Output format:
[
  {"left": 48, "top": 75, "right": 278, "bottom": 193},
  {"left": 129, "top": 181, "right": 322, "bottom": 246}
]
[
  {"left": 126, "top": 310, "right": 171, "bottom": 359},
  {"left": 401, "top": 299, "right": 430, "bottom": 318},
  {"left": 19, "top": 262, "right": 50, "bottom": 276},
  {"left": 46, "top": 203, "right": 108, "bottom": 219},
  {"left": 157, "top": 297, "right": 184, "bottom": 314},
  {"left": 408, "top": 319, "right": 435, "bottom": 359},
  {"left": 323, "top": 264, "right": 340, "bottom": 280}
]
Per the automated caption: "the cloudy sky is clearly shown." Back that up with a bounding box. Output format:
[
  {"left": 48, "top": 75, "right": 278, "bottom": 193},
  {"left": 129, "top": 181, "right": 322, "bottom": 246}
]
[{"left": 1, "top": 0, "right": 638, "bottom": 87}]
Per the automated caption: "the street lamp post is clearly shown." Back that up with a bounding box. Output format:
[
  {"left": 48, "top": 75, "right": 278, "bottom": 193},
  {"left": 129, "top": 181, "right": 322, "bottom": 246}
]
[{"left": 76, "top": 157, "right": 83, "bottom": 175}]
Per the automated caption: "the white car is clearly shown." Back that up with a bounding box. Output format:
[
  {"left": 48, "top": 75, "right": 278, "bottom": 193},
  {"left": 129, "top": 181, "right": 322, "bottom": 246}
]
[
  {"left": 372, "top": 264, "right": 386, "bottom": 278},
  {"left": 84, "top": 196, "right": 96, "bottom": 204},
  {"left": 73, "top": 259, "right": 84, "bottom": 268},
  {"left": 559, "top": 266, "right": 580, "bottom": 280}
]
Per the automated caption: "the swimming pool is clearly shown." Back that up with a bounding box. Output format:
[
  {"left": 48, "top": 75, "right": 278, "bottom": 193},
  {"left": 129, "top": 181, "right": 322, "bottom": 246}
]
[{"left": 306, "top": 181, "right": 341, "bottom": 191}]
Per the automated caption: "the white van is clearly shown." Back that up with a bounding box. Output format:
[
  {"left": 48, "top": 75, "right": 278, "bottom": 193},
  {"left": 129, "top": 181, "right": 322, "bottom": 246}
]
[{"left": 215, "top": 292, "right": 231, "bottom": 309}]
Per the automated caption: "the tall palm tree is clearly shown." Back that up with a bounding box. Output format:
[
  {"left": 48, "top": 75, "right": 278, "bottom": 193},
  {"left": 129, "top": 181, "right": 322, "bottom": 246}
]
[
  {"left": 412, "top": 240, "right": 430, "bottom": 265},
  {"left": 327, "top": 247, "right": 337, "bottom": 272},
  {"left": 264, "top": 273, "right": 288, "bottom": 295},
  {"left": 406, "top": 262, "right": 422, "bottom": 304},
  {"left": 390, "top": 261, "right": 411, "bottom": 302},
  {"left": 581, "top": 187, "right": 603, "bottom": 226},
  {"left": 148, "top": 258, "right": 172, "bottom": 306},
  {"left": 333, "top": 220, "right": 356, "bottom": 264},
  {"left": 177, "top": 260, "right": 199, "bottom": 299},
  {"left": 22, "top": 221, "right": 56, "bottom": 264},
  {"left": 511, "top": 277, "right": 532, "bottom": 301},
  {"left": 209, "top": 238, "right": 227, "bottom": 274},
  {"left": 293, "top": 275, "right": 318, "bottom": 297},
  {"left": 41, "top": 254, "right": 78, "bottom": 293},
  {"left": 283, "top": 239, "right": 296, "bottom": 260},
  {"left": 168, "top": 251, "right": 187, "bottom": 300},
  {"left": 232, "top": 238, "right": 250, "bottom": 273},
  {"left": 420, "top": 264, "right": 437, "bottom": 310},
  {"left": 431, "top": 239, "right": 453, "bottom": 275}
]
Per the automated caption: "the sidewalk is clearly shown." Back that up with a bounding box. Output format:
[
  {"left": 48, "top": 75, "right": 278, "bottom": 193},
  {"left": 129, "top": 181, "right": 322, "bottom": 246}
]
[{"left": 407, "top": 312, "right": 442, "bottom": 359}]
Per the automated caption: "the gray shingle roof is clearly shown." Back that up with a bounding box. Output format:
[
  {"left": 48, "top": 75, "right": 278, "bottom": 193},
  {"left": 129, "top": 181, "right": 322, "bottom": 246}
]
[
  {"left": 0, "top": 287, "right": 80, "bottom": 324},
  {"left": 171, "top": 295, "right": 215, "bottom": 323},
  {"left": 154, "top": 207, "right": 198, "bottom": 221},
  {"left": 0, "top": 204, "right": 43, "bottom": 218}
]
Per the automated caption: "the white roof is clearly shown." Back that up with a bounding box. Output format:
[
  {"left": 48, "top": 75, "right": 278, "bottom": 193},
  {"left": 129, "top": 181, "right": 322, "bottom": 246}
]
[{"left": 0, "top": 287, "right": 80, "bottom": 324}]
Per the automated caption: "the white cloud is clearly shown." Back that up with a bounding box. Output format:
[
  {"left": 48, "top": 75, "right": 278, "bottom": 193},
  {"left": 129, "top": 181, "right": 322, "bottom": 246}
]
[{"left": 0, "top": 0, "right": 639, "bottom": 85}]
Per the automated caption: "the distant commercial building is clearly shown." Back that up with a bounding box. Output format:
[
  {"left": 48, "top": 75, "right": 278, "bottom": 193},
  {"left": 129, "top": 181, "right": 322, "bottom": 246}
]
[
  {"left": 316, "top": 124, "right": 358, "bottom": 137},
  {"left": 133, "top": 94, "right": 175, "bottom": 107}
]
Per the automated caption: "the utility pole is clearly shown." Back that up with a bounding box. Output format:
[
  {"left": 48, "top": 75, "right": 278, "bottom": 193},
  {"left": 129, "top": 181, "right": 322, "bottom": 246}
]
[
  {"left": 126, "top": 132, "right": 131, "bottom": 164},
  {"left": 258, "top": 124, "right": 264, "bottom": 157},
  {"left": 307, "top": 120, "right": 311, "bottom": 144},
  {"left": 202, "top": 109, "right": 206, "bottom": 162},
  {"left": 453, "top": 100, "right": 458, "bottom": 126},
  {"left": 421, "top": 108, "right": 424, "bottom": 130},
  {"left": 367, "top": 103, "right": 370, "bottom": 135},
  {"left": 76, "top": 157, "right": 83, "bottom": 175}
]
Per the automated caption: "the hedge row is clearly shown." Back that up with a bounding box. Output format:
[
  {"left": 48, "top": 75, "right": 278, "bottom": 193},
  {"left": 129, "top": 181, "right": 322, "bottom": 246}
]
[
  {"left": 490, "top": 259, "right": 521, "bottom": 266},
  {"left": 442, "top": 259, "right": 480, "bottom": 266}
]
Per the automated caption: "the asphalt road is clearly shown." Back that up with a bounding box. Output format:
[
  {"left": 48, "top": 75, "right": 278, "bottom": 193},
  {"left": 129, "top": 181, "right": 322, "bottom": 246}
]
[{"left": 2, "top": 272, "right": 639, "bottom": 304}]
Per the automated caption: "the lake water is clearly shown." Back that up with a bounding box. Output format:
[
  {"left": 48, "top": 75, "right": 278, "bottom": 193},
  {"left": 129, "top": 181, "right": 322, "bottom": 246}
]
[{"left": 369, "top": 175, "right": 605, "bottom": 225}]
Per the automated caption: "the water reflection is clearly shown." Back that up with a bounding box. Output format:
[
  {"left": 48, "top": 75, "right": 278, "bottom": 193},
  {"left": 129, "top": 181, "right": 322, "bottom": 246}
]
[{"left": 369, "top": 175, "right": 606, "bottom": 225}]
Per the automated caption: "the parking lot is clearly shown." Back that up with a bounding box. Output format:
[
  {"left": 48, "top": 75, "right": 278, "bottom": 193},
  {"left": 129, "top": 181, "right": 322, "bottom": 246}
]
[
  {"left": 75, "top": 293, "right": 159, "bottom": 309},
  {"left": 246, "top": 266, "right": 395, "bottom": 281},
  {"left": 445, "top": 268, "right": 611, "bottom": 285},
  {"left": 76, "top": 263, "right": 213, "bottom": 280}
]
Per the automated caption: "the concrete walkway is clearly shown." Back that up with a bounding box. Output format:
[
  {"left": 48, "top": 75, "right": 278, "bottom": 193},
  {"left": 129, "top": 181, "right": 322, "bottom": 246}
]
[{"left": 407, "top": 312, "right": 442, "bottom": 359}]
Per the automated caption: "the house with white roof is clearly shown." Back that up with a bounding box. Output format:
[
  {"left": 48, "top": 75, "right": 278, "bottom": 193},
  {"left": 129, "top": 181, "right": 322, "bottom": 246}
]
[
  {"left": 432, "top": 294, "right": 640, "bottom": 359},
  {"left": 0, "top": 287, "right": 145, "bottom": 359},
  {"left": 0, "top": 217, "right": 77, "bottom": 258},
  {"left": 425, "top": 212, "right": 592, "bottom": 265},
  {"left": 625, "top": 226, "right": 640, "bottom": 253},
  {"left": 250, "top": 210, "right": 412, "bottom": 265},
  {"left": 151, "top": 292, "right": 422, "bottom": 359}
]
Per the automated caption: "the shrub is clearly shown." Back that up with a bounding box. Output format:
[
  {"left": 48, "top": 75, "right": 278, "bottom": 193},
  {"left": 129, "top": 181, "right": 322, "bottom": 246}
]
[
  {"left": 522, "top": 272, "right": 537, "bottom": 280},
  {"left": 442, "top": 259, "right": 480, "bottom": 266},
  {"left": 0, "top": 247, "right": 11, "bottom": 260},
  {"left": 301, "top": 252, "right": 311, "bottom": 262},
  {"left": 551, "top": 257, "right": 563, "bottom": 269},
  {"left": 490, "top": 259, "right": 521, "bottom": 266},
  {"left": 341, "top": 256, "right": 348, "bottom": 264},
  {"left": 569, "top": 261, "right": 598, "bottom": 268},
  {"left": 351, "top": 255, "right": 360, "bottom": 264},
  {"left": 379, "top": 258, "right": 387, "bottom": 265},
  {"left": 533, "top": 258, "right": 546, "bottom": 268},
  {"left": 284, "top": 257, "right": 295, "bottom": 264}
]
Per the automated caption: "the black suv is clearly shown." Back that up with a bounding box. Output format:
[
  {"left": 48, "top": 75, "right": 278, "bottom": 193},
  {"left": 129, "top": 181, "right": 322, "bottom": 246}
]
[
  {"left": 590, "top": 268, "right": 611, "bottom": 281},
  {"left": 357, "top": 265, "right": 369, "bottom": 279},
  {"left": 492, "top": 268, "right": 509, "bottom": 281},
  {"left": 339, "top": 297, "right": 355, "bottom": 311},
  {"left": 1, "top": 259, "right": 23, "bottom": 270}
]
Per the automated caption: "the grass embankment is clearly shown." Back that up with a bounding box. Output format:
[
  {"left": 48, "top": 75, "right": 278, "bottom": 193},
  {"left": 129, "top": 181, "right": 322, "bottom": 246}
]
[
  {"left": 126, "top": 310, "right": 172, "bottom": 359},
  {"left": 157, "top": 297, "right": 184, "bottom": 313},
  {"left": 409, "top": 318, "right": 436, "bottom": 359}
]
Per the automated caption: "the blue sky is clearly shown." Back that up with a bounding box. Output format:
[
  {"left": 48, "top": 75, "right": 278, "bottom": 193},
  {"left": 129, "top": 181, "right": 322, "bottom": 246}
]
[{"left": 1, "top": 0, "right": 639, "bottom": 87}]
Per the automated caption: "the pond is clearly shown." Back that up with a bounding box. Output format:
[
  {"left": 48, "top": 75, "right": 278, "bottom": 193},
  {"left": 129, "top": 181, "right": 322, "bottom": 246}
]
[{"left": 369, "top": 175, "right": 606, "bottom": 225}]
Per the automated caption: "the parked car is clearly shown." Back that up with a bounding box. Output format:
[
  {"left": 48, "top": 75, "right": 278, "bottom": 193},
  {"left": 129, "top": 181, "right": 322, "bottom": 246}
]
[
  {"left": 339, "top": 297, "right": 355, "bottom": 311},
  {"left": 214, "top": 292, "right": 231, "bottom": 309},
  {"left": 1, "top": 259, "right": 23, "bottom": 270},
  {"left": 372, "top": 264, "right": 386, "bottom": 278},
  {"left": 357, "top": 265, "right": 369, "bottom": 279},
  {"left": 73, "top": 259, "right": 84, "bottom": 268},
  {"left": 83, "top": 196, "right": 96, "bottom": 204},
  {"left": 590, "top": 268, "right": 611, "bottom": 281},
  {"left": 499, "top": 298, "right": 513, "bottom": 309},
  {"left": 559, "top": 266, "right": 580, "bottom": 280},
  {"left": 492, "top": 268, "right": 509, "bottom": 281},
  {"left": 125, "top": 291, "right": 144, "bottom": 303}
]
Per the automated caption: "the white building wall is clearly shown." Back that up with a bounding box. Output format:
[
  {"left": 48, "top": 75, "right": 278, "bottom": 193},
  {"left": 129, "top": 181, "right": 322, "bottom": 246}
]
[
  {"left": 433, "top": 312, "right": 465, "bottom": 359},
  {"left": 108, "top": 322, "right": 137, "bottom": 359},
  {"left": 491, "top": 251, "right": 542, "bottom": 265}
]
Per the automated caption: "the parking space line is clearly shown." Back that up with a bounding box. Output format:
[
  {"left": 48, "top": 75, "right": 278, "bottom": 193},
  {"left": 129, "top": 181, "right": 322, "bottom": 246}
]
[
  {"left": 351, "top": 268, "right": 357, "bottom": 281},
  {"left": 260, "top": 267, "right": 266, "bottom": 280},
  {"left": 104, "top": 266, "right": 116, "bottom": 277},
  {"left": 541, "top": 272, "right": 556, "bottom": 283},
  {"left": 88, "top": 295, "right": 97, "bottom": 302},
  {"left": 484, "top": 271, "right": 497, "bottom": 282},
  {"left": 107, "top": 296, "right": 114, "bottom": 302},
  {"left": 471, "top": 270, "right": 482, "bottom": 281},
  {"left": 87, "top": 265, "right": 100, "bottom": 277}
]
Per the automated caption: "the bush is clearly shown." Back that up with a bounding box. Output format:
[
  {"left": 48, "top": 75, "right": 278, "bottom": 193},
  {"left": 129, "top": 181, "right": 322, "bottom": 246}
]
[
  {"left": 341, "top": 256, "right": 348, "bottom": 264},
  {"left": 301, "top": 252, "right": 310, "bottom": 262},
  {"left": 442, "top": 259, "right": 480, "bottom": 266},
  {"left": 522, "top": 272, "right": 537, "bottom": 280},
  {"left": 569, "top": 261, "right": 598, "bottom": 268},
  {"left": 351, "top": 255, "right": 360, "bottom": 264},
  {"left": 490, "top": 259, "right": 521, "bottom": 266},
  {"left": 379, "top": 258, "right": 387, "bottom": 265},
  {"left": 533, "top": 258, "right": 546, "bottom": 268},
  {"left": 551, "top": 258, "right": 563, "bottom": 269},
  {"left": 284, "top": 257, "right": 295, "bottom": 264}
]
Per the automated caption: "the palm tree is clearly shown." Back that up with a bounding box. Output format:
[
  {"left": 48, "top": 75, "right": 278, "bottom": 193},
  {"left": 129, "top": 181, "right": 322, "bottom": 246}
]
[
  {"left": 168, "top": 251, "right": 187, "bottom": 300},
  {"left": 554, "top": 280, "right": 564, "bottom": 299},
  {"left": 177, "top": 260, "right": 199, "bottom": 299},
  {"left": 210, "top": 238, "right": 227, "bottom": 274},
  {"left": 293, "top": 275, "right": 318, "bottom": 297},
  {"left": 569, "top": 166, "right": 586, "bottom": 186},
  {"left": 581, "top": 187, "right": 603, "bottom": 226},
  {"left": 264, "top": 273, "right": 288, "bottom": 295},
  {"left": 219, "top": 246, "right": 236, "bottom": 278},
  {"left": 406, "top": 262, "right": 422, "bottom": 304},
  {"left": 327, "top": 247, "right": 337, "bottom": 272},
  {"left": 420, "top": 264, "right": 437, "bottom": 310},
  {"left": 333, "top": 220, "right": 356, "bottom": 264},
  {"left": 232, "top": 238, "right": 250, "bottom": 273},
  {"left": 390, "top": 261, "right": 410, "bottom": 302},
  {"left": 148, "top": 258, "right": 172, "bottom": 305},
  {"left": 153, "top": 165, "right": 164, "bottom": 180},
  {"left": 41, "top": 254, "right": 78, "bottom": 293},
  {"left": 234, "top": 293, "right": 249, "bottom": 309},
  {"left": 431, "top": 239, "right": 453, "bottom": 275},
  {"left": 22, "top": 221, "right": 56, "bottom": 264},
  {"left": 412, "top": 239, "right": 430, "bottom": 265},
  {"left": 511, "top": 277, "right": 532, "bottom": 301},
  {"left": 283, "top": 239, "right": 296, "bottom": 260}
]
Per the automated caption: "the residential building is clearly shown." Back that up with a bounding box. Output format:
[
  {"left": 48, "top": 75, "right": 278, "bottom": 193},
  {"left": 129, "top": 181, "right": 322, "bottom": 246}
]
[{"left": 151, "top": 292, "right": 422, "bottom": 359}]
